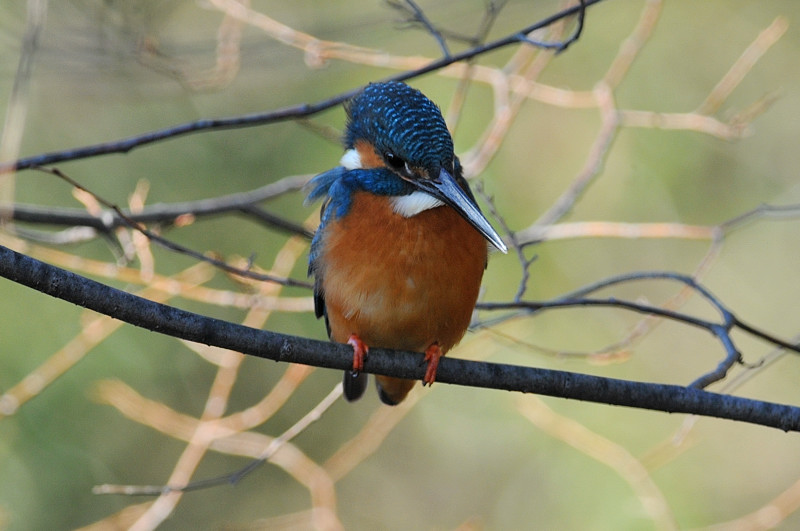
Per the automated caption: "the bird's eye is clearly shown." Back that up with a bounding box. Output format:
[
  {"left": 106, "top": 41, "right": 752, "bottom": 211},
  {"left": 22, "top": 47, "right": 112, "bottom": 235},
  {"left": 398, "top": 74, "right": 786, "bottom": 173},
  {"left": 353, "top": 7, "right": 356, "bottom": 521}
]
[{"left": 384, "top": 151, "right": 406, "bottom": 171}]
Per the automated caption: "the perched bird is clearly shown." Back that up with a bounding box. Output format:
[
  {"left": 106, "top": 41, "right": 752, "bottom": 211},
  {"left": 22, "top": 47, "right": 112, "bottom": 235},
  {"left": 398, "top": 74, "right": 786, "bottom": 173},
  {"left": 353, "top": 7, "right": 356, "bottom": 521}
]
[{"left": 306, "top": 81, "right": 507, "bottom": 405}]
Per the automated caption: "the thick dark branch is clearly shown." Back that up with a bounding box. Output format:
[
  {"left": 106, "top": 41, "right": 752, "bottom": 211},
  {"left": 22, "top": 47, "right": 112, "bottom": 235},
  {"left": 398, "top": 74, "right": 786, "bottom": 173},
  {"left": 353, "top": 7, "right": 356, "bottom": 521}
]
[
  {"left": 1, "top": 0, "right": 604, "bottom": 174},
  {"left": 1, "top": 243, "right": 798, "bottom": 432}
]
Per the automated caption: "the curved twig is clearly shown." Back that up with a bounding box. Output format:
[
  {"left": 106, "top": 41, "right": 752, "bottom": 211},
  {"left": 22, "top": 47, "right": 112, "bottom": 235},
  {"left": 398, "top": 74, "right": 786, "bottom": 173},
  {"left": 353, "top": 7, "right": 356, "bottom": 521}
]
[{"left": 0, "top": 0, "right": 604, "bottom": 175}]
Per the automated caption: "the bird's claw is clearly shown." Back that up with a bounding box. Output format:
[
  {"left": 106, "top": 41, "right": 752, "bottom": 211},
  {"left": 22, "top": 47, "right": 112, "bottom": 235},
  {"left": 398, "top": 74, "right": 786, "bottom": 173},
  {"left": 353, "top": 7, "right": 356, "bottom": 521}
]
[
  {"left": 422, "top": 343, "right": 442, "bottom": 386},
  {"left": 347, "top": 333, "right": 368, "bottom": 374}
]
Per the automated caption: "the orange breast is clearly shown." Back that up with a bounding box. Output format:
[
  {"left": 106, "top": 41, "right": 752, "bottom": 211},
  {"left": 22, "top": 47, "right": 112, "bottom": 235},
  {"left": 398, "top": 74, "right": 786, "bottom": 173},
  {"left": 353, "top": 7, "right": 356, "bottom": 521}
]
[{"left": 316, "top": 191, "right": 488, "bottom": 354}]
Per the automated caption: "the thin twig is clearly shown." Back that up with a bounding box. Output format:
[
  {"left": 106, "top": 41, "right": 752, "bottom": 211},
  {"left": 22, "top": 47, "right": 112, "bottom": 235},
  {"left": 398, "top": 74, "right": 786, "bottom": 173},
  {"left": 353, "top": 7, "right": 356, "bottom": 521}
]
[
  {"left": 517, "top": 0, "right": 586, "bottom": 53},
  {"left": 386, "top": 0, "right": 451, "bottom": 57},
  {"left": 94, "top": 384, "right": 343, "bottom": 496},
  {"left": 0, "top": 0, "right": 606, "bottom": 175},
  {"left": 2, "top": 174, "right": 312, "bottom": 237},
  {"left": 475, "top": 182, "right": 535, "bottom": 301},
  {"left": 35, "top": 166, "right": 310, "bottom": 288}
]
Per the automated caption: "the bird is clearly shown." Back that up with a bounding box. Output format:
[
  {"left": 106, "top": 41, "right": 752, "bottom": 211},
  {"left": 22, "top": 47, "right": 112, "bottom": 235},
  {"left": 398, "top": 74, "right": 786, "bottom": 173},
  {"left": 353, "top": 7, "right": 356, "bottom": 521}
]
[{"left": 306, "top": 81, "right": 507, "bottom": 405}]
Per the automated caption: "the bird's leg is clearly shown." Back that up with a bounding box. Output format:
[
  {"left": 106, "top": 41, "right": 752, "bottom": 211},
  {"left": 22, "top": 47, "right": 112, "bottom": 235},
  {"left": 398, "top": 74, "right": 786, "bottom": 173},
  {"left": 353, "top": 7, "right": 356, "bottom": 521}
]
[
  {"left": 347, "top": 333, "right": 369, "bottom": 373},
  {"left": 422, "top": 342, "right": 442, "bottom": 386}
]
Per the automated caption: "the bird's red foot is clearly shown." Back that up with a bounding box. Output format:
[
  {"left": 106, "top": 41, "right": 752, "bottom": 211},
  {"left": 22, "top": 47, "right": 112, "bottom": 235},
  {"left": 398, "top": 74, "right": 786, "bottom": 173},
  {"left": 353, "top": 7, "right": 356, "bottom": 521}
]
[
  {"left": 422, "top": 343, "right": 442, "bottom": 386},
  {"left": 347, "top": 333, "right": 368, "bottom": 373}
]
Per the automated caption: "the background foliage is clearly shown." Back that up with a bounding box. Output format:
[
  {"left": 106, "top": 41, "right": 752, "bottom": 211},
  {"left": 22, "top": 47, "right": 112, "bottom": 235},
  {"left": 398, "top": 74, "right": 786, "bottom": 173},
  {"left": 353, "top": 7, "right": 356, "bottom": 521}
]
[{"left": 1, "top": 1, "right": 799, "bottom": 529}]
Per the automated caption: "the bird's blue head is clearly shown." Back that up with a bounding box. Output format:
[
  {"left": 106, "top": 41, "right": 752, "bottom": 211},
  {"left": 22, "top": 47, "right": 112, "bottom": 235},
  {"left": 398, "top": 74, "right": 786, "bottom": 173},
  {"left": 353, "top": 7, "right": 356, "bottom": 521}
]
[
  {"left": 344, "top": 81, "right": 455, "bottom": 173},
  {"left": 307, "top": 81, "right": 507, "bottom": 254}
]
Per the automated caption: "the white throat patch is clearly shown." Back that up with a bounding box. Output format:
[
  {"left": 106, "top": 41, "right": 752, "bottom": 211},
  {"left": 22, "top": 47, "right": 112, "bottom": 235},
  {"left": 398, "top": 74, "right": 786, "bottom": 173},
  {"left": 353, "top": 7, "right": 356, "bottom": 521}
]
[
  {"left": 340, "top": 149, "right": 362, "bottom": 170},
  {"left": 391, "top": 192, "right": 444, "bottom": 217}
]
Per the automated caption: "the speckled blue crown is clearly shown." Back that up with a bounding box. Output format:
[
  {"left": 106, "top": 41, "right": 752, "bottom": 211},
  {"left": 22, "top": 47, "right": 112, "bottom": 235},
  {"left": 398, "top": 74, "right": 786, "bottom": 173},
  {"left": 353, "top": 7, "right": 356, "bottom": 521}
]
[{"left": 344, "top": 81, "right": 454, "bottom": 171}]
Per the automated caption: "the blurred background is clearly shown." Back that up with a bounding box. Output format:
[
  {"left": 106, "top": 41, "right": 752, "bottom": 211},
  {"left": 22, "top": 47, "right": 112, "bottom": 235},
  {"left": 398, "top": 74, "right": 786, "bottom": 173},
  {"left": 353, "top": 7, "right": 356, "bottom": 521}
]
[{"left": 1, "top": 1, "right": 799, "bottom": 529}]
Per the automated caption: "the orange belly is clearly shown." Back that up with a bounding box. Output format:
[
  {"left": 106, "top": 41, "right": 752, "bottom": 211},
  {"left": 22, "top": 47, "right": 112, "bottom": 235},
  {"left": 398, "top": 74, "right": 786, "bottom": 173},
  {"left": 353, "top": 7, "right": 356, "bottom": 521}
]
[{"left": 317, "top": 191, "right": 488, "bottom": 355}]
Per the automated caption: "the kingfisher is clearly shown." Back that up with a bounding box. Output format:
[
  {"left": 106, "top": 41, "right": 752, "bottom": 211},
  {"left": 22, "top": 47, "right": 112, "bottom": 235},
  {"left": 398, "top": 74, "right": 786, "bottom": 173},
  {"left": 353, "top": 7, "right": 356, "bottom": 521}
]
[{"left": 306, "top": 81, "right": 507, "bottom": 405}]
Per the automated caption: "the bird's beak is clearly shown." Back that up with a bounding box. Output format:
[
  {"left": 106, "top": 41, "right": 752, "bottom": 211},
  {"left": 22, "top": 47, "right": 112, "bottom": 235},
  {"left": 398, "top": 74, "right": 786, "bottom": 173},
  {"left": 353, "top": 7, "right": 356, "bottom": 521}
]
[{"left": 417, "top": 168, "right": 508, "bottom": 253}]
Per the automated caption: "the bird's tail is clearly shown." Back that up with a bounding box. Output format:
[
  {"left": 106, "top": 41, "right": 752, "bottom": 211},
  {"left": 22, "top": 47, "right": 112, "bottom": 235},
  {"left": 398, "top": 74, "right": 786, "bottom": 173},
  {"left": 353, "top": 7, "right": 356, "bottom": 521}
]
[
  {"left": 342, "top": 370, "right": 368, "bottom": 402},
  {"left": 375, "top": 375, "right": 415, "bottom": 406}
]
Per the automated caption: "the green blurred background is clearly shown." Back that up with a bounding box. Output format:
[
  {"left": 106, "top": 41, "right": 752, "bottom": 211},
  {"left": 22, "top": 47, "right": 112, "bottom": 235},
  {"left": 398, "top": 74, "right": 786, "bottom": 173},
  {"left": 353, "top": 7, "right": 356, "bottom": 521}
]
[{"left": 1, "top": 1, "right": 799, "bottom": 529}]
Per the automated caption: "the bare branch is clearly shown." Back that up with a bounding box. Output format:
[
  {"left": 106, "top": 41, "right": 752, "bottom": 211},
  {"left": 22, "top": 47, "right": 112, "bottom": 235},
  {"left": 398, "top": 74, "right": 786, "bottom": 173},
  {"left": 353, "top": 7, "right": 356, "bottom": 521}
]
[
  {"left": 386, "top": 0, "right": 452, "bottom": 57},
  {"left": 0, "top": 0, "right": 605, "bottom": 175},
  {"left": 1, "top": 174, "right": 312, "bottom": 237},
  {"left": 1, "top": 243, "right": 799, "bottom": 432},
  {"left": 36, "top": 166, "right": 311, "bottom": 288},
  {"left": 516, "top": 0, "right": 586, "bottom": 53}
]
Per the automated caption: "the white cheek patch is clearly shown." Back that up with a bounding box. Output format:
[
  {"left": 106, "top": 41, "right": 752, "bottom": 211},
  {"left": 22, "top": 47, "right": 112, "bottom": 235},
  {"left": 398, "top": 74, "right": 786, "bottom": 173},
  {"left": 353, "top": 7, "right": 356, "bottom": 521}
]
[
  {"left": 340, "top": 149, "right": 362, "bottom": 170},
  {"left": 391, "top": 191, "right": 444, "bottom": 218},
  {"left": 340, "top": 148, "right": 443, "bottom": 217}
]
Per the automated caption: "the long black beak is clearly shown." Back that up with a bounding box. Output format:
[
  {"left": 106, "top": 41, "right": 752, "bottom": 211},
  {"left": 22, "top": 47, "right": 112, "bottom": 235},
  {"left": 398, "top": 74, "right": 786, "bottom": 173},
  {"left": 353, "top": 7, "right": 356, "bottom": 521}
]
[{"left": 415, "top": 168, "right": 508, "bottom": 253}]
